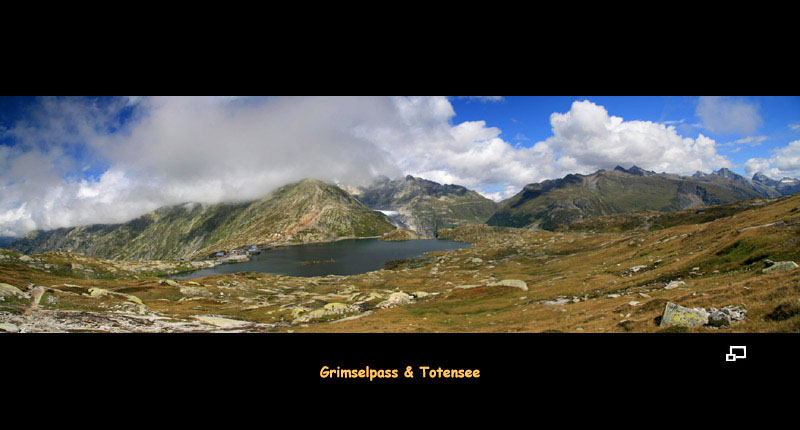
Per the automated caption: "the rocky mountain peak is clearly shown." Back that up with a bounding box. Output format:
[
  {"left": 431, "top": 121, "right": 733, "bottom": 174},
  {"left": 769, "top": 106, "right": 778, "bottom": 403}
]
[
  {"left": 712, "top": 167, "right": 739, "bottom": 179},
  {"left": 627, "top": 165, "right": 652, "bottom": 176},
  {"left": 355, "top": 175, "right": 496, "bottom": 236},
  {"left": 752, "top": 172, "right": 773, "bottom": 183},
  {"left": 612, "top": 165, "right": 652, "bottom": 176}
]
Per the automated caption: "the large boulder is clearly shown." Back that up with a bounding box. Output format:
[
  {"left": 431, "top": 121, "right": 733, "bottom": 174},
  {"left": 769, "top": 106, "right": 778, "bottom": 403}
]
[
  {"left": 0, "top": 283, "right": 26, "bottom": 298},
  {"left": 762, "top": 261, "right": 798, "bottom": 274},
  {"left": 180, "top": 286, "right": 214, "bottom": 298},
  {"left": 629, "top": 265, "right": 647, "bottom": 273},
  {"left": 708, "top": 311, "right": 731, "bottom": 327},
  {"left": 376, "top": 292, "right": 414, "bottom": 308},
  {"left": 87, "top": 287, "right": 109, "bottom": 297},
  {"left": 487, "top": 279, "right": 529, "bottom": 291},
  {"left": 708, "top": 306, "right": 747, "bottom": 327},
  {"left": 664, "top": 280, "right": 686, "bottom": 290},
  {"left": 660, "top": 302, "right": 710, "bottom": 328},
  {"left": 195, "top": 316, "right": 251, "bottom": 329},
  {"left": 293, "top": 302, "right": 359, "bottom": 323},
  {"left": 323, "top": 302, "right": 350, "bottom": 312},
  {"left": 0, "top": 323, "right": 19, "bottom": 333}
]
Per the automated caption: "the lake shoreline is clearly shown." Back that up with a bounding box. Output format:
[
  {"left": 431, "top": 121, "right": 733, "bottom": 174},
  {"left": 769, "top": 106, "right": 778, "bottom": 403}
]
[
  {"left": 169, "top": 235, "right": 392, "bottom": 278},
  {"left": 172, "top": 238, "right": 469, "bottom": 280}
]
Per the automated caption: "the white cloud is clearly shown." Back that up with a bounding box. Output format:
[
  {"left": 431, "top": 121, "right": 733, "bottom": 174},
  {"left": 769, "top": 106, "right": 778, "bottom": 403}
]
[
  {"left": 695, "top": 96, "right": 762, "bottom": 134},
  {"left": 363, "top": 100, "right": 731, "bottom": 199},
  {"left": 480, "top": 186, "right": 520, "bottom": 201},
  {"left": 718, "top": 135, "right": 768, "bottom": 151},
  {"left": 745, "top": 140, "right": 800, "bottom": 179},
  {"left": 357, "top": 99, "right": 557, "bottom": 199},
  {"left": 542, "top": 100, "right": 730, "bottom": 175},
  {"left": 734, "top": 135, "right": 767, "bottom": 146},
  {"left": 789, "top": 122, "right": 800, "bottom": 131},
  {"left": 773, "top": 142, "right": 800, "bottom": 172},
  {"left": 0, "top": 97, "right": 404, "bottom": 236},
  {"left": 0, "top": 97, "right": 734, "bottom": 236}
]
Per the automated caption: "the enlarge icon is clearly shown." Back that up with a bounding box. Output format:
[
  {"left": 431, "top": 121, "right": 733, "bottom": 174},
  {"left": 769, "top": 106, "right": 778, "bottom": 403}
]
[{"left": 726, "top": 346, "right": 746, "bottom": 362}]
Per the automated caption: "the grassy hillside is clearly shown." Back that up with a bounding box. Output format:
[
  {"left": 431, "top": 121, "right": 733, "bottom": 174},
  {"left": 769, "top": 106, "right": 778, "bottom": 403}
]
[
  {"left": 10, "top": 179, "right": 394, "bottom": 260},
  {"left": 3, "top": 193, "right": 800, "bottom": 333}
]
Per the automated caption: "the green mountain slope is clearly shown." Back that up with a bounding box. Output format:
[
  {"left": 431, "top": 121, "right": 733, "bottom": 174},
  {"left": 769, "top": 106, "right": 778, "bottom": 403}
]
[
  {"left": 487, "top": 166, "right": 772, "bottom": 230},
  {"left": 354, "top": 175, "right": 497, "bottom": 236},
  {"left": 10, "top": 179, "right": 394, "bottom": 260}
]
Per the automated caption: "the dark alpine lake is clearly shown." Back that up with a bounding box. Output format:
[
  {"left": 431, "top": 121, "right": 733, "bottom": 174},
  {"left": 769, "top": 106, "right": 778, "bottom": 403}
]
[{"left": 174, "top": 238, "right": 470, "bottom": 279}]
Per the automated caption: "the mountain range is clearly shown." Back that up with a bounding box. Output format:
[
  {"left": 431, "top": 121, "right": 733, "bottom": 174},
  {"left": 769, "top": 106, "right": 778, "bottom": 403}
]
[
  {"left": 487, "top": 167, "right": 799, "bottom": 230},
  {"left": 9, "top": 179, "right": 393, "bottom": 260},
  {"left": 353, "top": 175, "right": 497, "bottom": 236},
  {"left": 6, "top": 168, "right": 799, "bottom": 261}
]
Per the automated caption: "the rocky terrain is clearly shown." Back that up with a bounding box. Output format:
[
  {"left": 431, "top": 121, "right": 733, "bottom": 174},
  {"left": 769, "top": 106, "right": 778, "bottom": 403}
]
[
  {"left": 9, "top": 179, "right": 394, "bottom": 261},
  {"left": 2, "top": 192, "right": 800, "bottom": 333},
  {"left": 379, "top": 228, "right": 427, "bottom": 241},
  {"left": 355, "top": 175, "right": 497, "bottom": 236},
  {"left": 488, "top": 166, "right": 798, "bottom": 230}
]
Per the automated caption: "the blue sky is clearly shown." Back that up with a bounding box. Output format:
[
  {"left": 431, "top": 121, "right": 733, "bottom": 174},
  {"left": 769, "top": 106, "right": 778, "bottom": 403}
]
[
  {"left": 449, "top": 96, "right": 800, "bottom": 177},
  {"left": 1, "top": 96, "right": 799, "bottom": 236},
  {"left": 3, "top": 96, "right": 798, "bottom": 181}
]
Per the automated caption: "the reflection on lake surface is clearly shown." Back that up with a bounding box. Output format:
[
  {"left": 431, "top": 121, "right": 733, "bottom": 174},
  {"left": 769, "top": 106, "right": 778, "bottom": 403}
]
[{"left": 174, "top": 238, "right": 470, "bottom": 279}]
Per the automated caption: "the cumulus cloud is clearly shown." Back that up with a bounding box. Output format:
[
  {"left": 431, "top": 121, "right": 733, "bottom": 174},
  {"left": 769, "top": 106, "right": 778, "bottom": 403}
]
[
  {"left": 695, "top": 96, "right": 763, "bottom": 134},
  {"left": 0, "top": 97, "right": 403, "bottom": 236},
  {"left": 355, "top": 97, "right": 559, "bottom": 197},
  {"left": 363, "top": 100, "right": 731, "bottom": 198},
  {"left": 745, "top": 140, "right": 800, "bottom": 179},
  {"left": 541, "top": 100, "right": 730, "bottom": 175},
  {"left": 0, "top": 96, "right": 733, "bottom": 236}
]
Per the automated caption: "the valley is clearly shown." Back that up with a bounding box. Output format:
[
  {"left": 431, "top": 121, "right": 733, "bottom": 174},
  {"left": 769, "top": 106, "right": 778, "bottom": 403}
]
[{"left": 2, "top": 191, "right": 799, "bottom": 333}]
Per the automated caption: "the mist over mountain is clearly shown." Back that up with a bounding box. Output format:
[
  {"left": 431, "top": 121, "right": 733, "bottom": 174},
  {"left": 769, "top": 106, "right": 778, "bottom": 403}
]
[
  {"left": 8, "top": 167, "right": 800, "bottom": 260},
  {"left": 9, "top": 179, "right": 393, "bottom": 260},
  {"left": 7, "top": 96, "right": 784, "bottom": 238},
  {"left": 6, "top": 174, "right": 501, "bottom": 259},
  {"left": 6, "top": 96, "right": 800, "bottom": 338}
]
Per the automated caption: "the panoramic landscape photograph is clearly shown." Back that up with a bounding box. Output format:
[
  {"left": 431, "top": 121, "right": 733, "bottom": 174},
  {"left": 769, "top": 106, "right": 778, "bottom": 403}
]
[{"left": 1, "top": 95, "right": 799, "bottom": 334}]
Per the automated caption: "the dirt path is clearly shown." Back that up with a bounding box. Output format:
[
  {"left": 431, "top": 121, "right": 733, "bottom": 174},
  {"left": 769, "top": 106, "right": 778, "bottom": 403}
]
[{"left": 22, "top": 286, "right": 45, "bottom": 316}]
